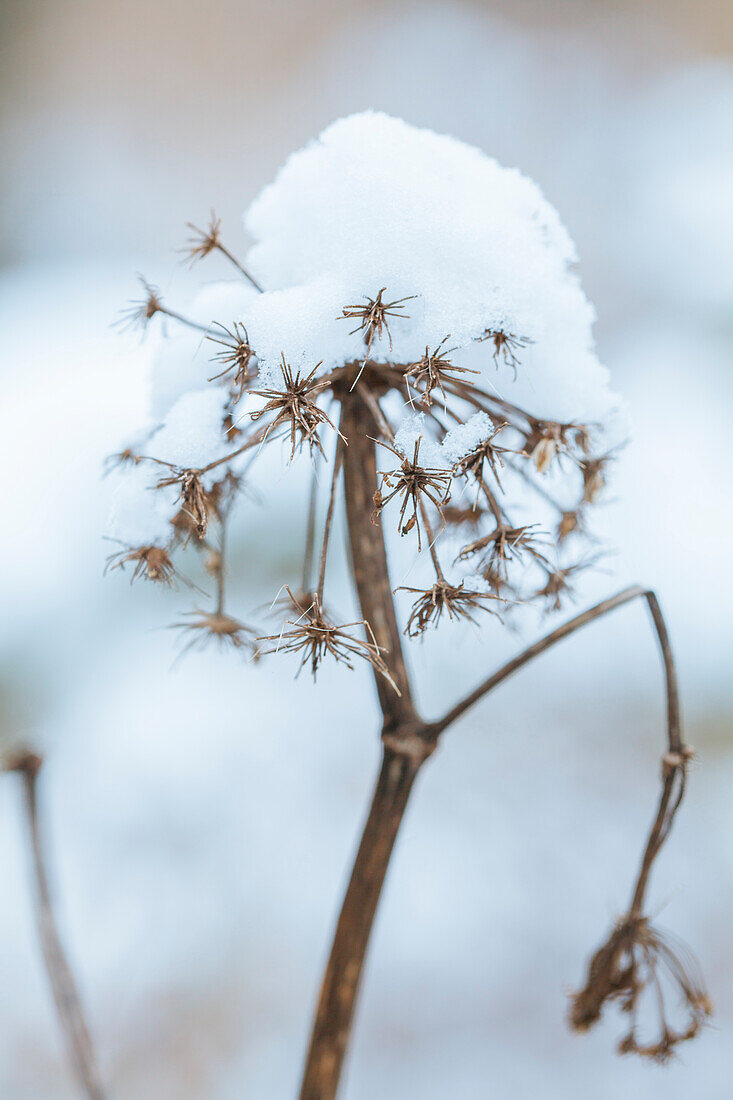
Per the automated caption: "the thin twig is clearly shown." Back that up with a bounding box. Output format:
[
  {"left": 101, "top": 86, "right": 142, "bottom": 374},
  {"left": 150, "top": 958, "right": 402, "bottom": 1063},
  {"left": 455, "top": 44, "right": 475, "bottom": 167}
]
[
  {"left": 430, "top": 585, "right": 654, "bottom": 734},
  {"left": 301, "top": 459, "right": 320, "bottom": 595},
  {"left": 17, "top": 757, "right": 106, "bottom": 1100},
  {"left": 316, "top": 429, "right": 345, "bottom": 603}
]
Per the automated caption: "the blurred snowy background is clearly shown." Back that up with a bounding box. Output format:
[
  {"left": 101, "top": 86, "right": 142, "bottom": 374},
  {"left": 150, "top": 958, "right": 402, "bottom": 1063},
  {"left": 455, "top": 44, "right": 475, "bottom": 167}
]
[{"left": 1, "top": 1, "right": 731, "bottom": 1097}]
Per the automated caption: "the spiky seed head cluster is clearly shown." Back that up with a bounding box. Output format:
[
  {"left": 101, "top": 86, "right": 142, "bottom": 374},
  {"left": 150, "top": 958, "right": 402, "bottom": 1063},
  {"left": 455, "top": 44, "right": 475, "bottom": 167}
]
[{"left": 107, "top": 111, "right": 622, "bottom": 668}]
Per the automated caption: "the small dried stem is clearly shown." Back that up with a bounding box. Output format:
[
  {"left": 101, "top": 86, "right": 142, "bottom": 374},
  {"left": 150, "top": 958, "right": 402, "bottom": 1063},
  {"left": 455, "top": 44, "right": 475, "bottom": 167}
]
[
  {"left": 17, "top": 757, "right": 106, "bottom": 1100},
  {"left": 316, "top": 431, "right": 345, "bottom": 603},
  {"left": 301, "top": 460, "right": 320, "bottom": 594}
]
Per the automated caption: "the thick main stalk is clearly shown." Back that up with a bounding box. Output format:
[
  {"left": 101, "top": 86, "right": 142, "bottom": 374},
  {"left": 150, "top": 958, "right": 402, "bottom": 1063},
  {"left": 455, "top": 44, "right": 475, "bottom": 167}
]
[{"left": 298, "top": 388, "right": 429, "bottom": 1100}]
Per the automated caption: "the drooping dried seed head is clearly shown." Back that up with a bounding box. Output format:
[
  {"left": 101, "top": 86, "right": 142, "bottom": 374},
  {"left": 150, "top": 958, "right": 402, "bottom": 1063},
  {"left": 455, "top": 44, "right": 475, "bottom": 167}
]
[{"left": 569, "top": 915, "right": 712, "bottom": 1063}]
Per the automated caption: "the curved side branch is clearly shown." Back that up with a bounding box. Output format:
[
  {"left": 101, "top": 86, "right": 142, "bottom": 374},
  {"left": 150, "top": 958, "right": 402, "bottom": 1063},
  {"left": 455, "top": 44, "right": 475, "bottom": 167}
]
[
  {"left": 426, "top": 585, "right": 708, "bottom": 1056},
  {"left": 16, "top": 757, "right": 106, "bottom": 1100},
  {"left": 430, "top": 585, "right": 680, "bottom": 749}
]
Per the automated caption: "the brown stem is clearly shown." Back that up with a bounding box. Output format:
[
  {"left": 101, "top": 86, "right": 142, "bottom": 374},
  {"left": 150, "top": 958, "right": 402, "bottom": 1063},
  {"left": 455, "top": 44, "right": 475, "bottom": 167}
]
[
  {"left": 429, "top": 584, "right": 688, "bottom": 927},
  {"left": 298, "top": 388, "right": 431, "bottom": 1100},
  {"left": 299, "top": 746, "right": 420, "bottom": 1100},
  {"left": 340, "top": 388, "right": 416, "bottom": 722},
  {"left": 301, "top": 460, "right": 320, "bottom": 594},
  {"left": 299, "top": 402, "right": 690, "bottom": 1098},
  {"left": 316, "top": 431, "right": 345, "bottom": 604},
  {"left": 213, "top": 241, "right": 264, "bottom": 293},
  {"left": 16, "top": 757, "right": 106, "bottom": 1100}
]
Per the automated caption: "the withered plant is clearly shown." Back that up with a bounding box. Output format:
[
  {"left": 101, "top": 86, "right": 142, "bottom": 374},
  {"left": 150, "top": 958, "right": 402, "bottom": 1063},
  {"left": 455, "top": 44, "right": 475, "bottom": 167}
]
[{"left": 60, "top": 114, "right": 710, "bottom": 1100}]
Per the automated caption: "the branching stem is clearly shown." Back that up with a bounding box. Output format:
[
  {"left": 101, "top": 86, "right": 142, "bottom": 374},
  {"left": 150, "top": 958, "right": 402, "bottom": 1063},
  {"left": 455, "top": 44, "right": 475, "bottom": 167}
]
[{"left": 299, "top": 569, "right": 688, "bottom": 1099}]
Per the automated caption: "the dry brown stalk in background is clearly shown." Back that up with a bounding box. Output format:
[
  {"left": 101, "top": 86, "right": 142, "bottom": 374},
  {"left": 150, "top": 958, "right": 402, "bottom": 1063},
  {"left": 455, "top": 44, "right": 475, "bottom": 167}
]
[{"left": 8, "top": 755, "right": 106, "bottom": 1100}]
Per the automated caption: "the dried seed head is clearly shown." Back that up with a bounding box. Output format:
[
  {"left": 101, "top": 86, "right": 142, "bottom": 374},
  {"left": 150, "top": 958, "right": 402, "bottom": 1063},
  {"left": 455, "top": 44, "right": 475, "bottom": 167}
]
[
  {"left": 259, "top": 589, "right": 397, "bottom": 690},
  {"left": 398, "top": 580, "right": 502, "bottom": 637},
  {"left": 403, "top": 337, "right": 478, "bottom": 405},
  {"left": 533, "top": 559, "right": 598, "bottom": 612},
  {"left": 451, "top": 421, "right": 519, "bottom": 490},
  {"left": 372, "top": 438, "right": 452, "bottom": 550},
  {"left": 251, "top": 356, "right": 336, "bottom": 460},
  {"left": 115, "top": 277, "right": 164, "bottom": 333},
  {"left": 569, "top": 915, "right": 712, "bottom": 1063},
  {"left": 456, "top": 524, "right": 549, "bottom": 585},
  {"left": 106, "top": 544, "right": 177, "bottom": 586},
  {"left": 527, "top": 420, "right": 587, "bottom": 474},
  {"left": 183, "top": 211, "right": 223, "bottom": 265},
  {"left": 581, "top": 456, "right": 608, "bottom": 504},
  {"left": 478, "top": 328, "right": 532, "bottom": 375},
  {"left": 208, "top": 322, "right": 256, "bottom": 398},
  {"left": 340, "top": 287, "right": 416, "bottom": 353},
  {"left": 104, "top": 447, "right": 143, "bottom": 473},
  {"left": 442, "top": 504, "right": 484, "bottom": 530},
  {"left": 172, "top": 609, "right": 258, "bottom": 657},
  {"left": 158, "top": 469, "right": 210, "bottom": 539},
  {"left": 558, "top": 510, "right": 581, "bottom": 541}
]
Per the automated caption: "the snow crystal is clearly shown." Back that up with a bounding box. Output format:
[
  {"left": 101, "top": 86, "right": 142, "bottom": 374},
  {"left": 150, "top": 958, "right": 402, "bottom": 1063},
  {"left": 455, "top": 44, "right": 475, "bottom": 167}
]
[
  {"left": 242, "top": 111, "right": 620, "bottom": 425},
  {"left": 146, "top": 388, "right": 231, "bottom": 476},
  {"left": 107, "top": 463, "right": 178, "bottom": 548},
  {"left": 441, "top": 412, "right": 495, "bottom": 465},
  {"left": 392, "top": 414, "right": 445, "bottom": 467}
]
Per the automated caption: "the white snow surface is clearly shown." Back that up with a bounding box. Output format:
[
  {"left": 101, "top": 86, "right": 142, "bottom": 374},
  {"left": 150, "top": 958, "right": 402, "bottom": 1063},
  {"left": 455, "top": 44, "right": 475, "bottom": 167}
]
[
  {"left": 113, "top": 113, "right": 623, "bottom": 550},
  {"left": 242, "top": 112, "right": 620, "bottom": 425}
]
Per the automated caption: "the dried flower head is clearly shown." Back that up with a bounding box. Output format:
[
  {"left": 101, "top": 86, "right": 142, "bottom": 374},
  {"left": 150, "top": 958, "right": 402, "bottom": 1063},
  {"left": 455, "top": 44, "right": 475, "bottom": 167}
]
[
  {"left": 526, "top": 420, "right": 584, "bottom": 474},
  {"left": 259, "top": 589, "right": 397, "bottom": 689},
  {"left": 116, "top": 277, "right": 163, "bottom": 333},
  {"left": 372, "top": 438, "right": 451, "bottom": 550},
  {"left": 451, "top": 420, "right": 519, "bottom": 491},
  {"left": 399, "top": 580, "right": 502, "bottom": 637},
  {"left": 478, "top": 328, "right": 532, "bottom": 375},
  {"left": 173, "top": 609, "right": 258, "bottom": 657},
  {"left": 157, "top": 469, "right": 210, "bottom": 539},
  {"left": 105, "top": 544, "right": 177, "bottom": 586},
  {"left": 104, "top": 447, "right": 143, "bottom": 474},
  {"left": 183, "top": 211, "right": 223, "bottom": 265},
  {"left": 341, "top": 287, "right": 416, "bottom": 353},
  {"left": 403, "top": 337, "right": 478, "bottom": 405},
  {"left": 581, "top": 455, "right": 609, "bottom": 504},
  {"left": 208, "top": 322, "right": 255, "bottom": 398},
  {"left": 557, "top": 509, "right": 584, "bottom": 542},
  {"left": 456, "top": 524, "right": 549, "bottom": 585},
  {"left": 251, "top": 356, "right": 336, "bottom": 460},
  {"left": 569, "top": 915, "right": 712, "bottom": 1063},
  {"left": 533, "top": 559, "right": 598, "bottom": 612},
  {"left": 442, "top": 504, "right": 485, "bottom": 530}
]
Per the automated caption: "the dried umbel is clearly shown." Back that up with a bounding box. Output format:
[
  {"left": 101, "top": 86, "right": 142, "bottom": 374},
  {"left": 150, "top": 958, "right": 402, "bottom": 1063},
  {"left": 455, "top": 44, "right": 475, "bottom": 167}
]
[
  {"left": 372, "top": 438, "right": 452, "bottom": 549},
  {"left": 105, "top": 544, "right": 178, "bottom": 586},
  {"left": 259, "top": 590, "right": 395, "bottom": 690},
  {"left": 399, "top": 580, "right": 501, "bottom": 637},
  {"left": 403, "top": 336, "right": 478, "bottom": 405},
  {"left": 250, "top": 356, "right": 337, "bottom": 459},
  {"left": 101, "top": 114, "right": 707, "bottom": 1100},
  {"left": 570, "top": 915, "right": 712, "bottom": 1062}
]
